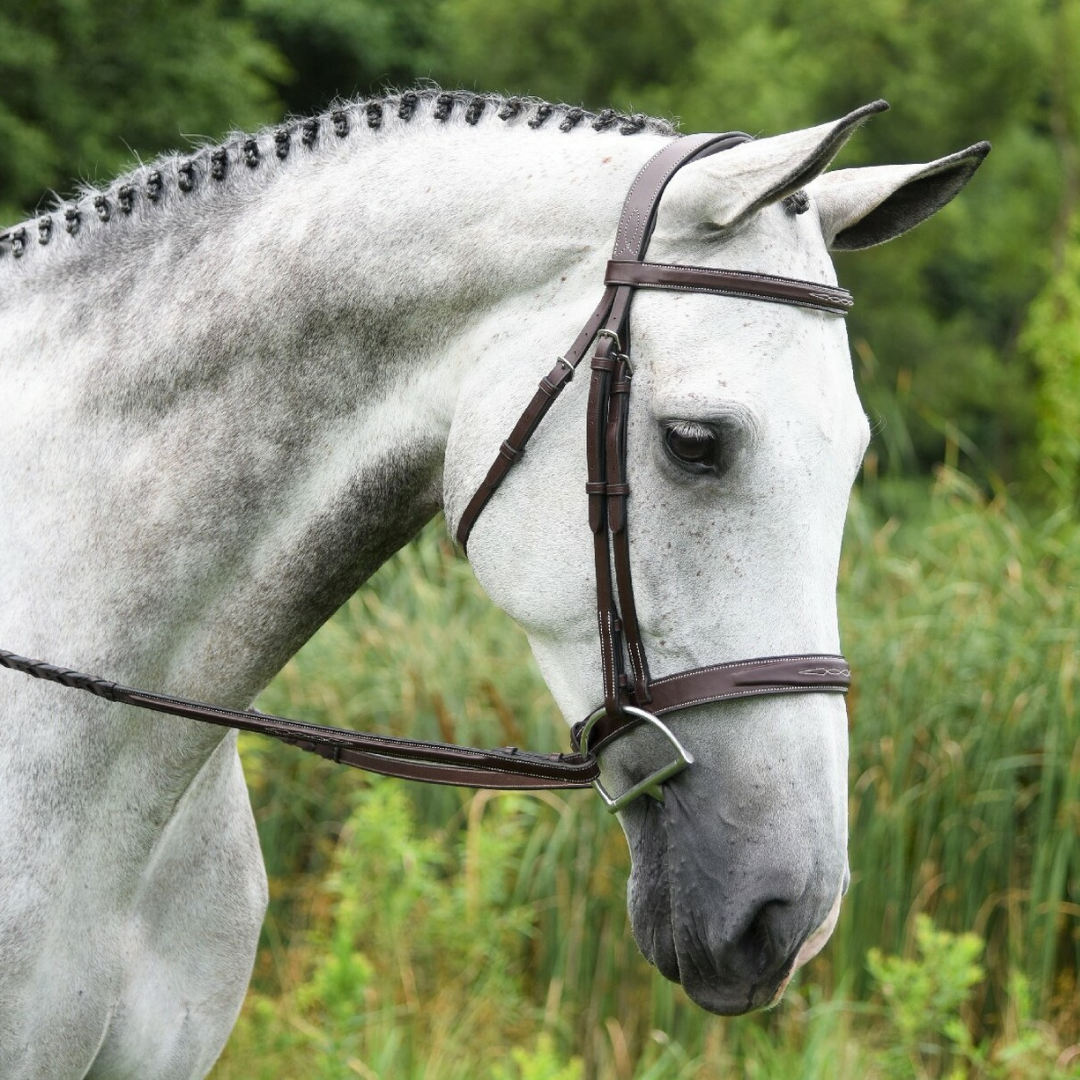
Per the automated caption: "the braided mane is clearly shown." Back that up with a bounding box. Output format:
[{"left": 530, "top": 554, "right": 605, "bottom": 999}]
[{"left": 0, "top": 88, "right": 679, "bottom": 263}]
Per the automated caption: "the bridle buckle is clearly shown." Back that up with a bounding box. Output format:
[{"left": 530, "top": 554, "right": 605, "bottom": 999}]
[
  {"left": 578, "top": 705, "right": 694, "bottom": 812},
  {"left": 596, "top": 328, "right": 623, "bottom": 353}
]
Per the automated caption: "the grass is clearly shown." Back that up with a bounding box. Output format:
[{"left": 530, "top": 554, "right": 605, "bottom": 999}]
[{"left": 210, "top": 469, "right": 1080, "bottom": 1078}]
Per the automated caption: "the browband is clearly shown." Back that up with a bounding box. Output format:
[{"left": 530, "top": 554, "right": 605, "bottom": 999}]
[{"left": 604, "top": 261, "right": 854, "bottom": 314}]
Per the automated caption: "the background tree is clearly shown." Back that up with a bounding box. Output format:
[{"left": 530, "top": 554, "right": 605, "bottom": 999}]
[{"left": 0, "top": 0, "right": 285, "bottom": 224}]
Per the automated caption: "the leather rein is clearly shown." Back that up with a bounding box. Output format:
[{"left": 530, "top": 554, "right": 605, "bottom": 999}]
[{"left": 0, "top": 130, "right": 851, "bottom": 811}]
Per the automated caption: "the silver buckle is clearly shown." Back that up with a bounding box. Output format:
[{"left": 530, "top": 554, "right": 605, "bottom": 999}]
[
  {"left": 596, "top": 328, "right": 623, "bottom": 352},
  {"left": 578, "top": 705, "right": 694, "bottom": 813}
]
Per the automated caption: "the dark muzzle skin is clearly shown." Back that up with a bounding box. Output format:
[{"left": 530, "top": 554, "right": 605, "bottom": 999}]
[{"left": 618, "top": 750, "right": 847, "bottom": 1015}]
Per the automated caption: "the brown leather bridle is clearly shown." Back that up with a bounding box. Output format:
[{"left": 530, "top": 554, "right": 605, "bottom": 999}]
[
  {"left": 0, "top": 129, "right": 851, "bottom": 810},
  {"left": 455, "top": 130, "right": 852, "bottom": 808}
]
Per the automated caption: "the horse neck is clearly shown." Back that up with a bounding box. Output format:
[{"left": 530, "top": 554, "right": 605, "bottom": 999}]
[{"left": 0, "top": 117, "right": 670, "bottom": 715}]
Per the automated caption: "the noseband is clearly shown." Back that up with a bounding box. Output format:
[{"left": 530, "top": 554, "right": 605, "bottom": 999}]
[{"left": 0, "top": 131, "right": 850, "bottom": 810}]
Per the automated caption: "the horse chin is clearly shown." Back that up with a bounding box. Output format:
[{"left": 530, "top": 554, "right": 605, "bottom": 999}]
[{"left": 623, "top": 790, "right": 846, "bottom": 1016}]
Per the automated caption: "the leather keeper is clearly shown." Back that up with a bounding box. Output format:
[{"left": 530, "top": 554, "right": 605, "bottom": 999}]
[{"left": 540, "top": 360, "right": 573, "bottom": 396}]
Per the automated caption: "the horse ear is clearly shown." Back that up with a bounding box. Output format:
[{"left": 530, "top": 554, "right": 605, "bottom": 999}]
[
  {"left": 656, "top": 100, "right": 890, "bottom": 236},
  {"left": 809, "top": 143, "right": 991, "bottom": 250}
]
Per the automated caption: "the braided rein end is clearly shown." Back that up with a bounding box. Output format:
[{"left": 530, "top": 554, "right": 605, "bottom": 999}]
[{"left": 0, "top": 649, "right": 124, "bottom": 701}]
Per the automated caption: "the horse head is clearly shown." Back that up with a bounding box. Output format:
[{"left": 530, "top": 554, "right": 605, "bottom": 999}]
[{"left": 448, "top": 105, "right": 988, "bottom": 1014}]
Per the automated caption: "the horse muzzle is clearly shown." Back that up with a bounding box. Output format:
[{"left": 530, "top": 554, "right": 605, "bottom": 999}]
[{"left": 622, "top": 769, "right": 847, "bottom": 1015}]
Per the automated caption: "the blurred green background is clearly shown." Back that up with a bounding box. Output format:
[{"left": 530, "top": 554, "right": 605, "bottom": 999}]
[{"left": 3, "top": 0, "right": 1079, "bottom": 1075}]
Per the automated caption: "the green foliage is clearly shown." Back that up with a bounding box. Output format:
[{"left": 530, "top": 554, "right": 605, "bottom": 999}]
[
  {"left": 1021, "top": 214, "right": 1080, "bottom": 505},
  {"left": 211, "top": 485, "right": 1080, "bottom": 1076},
  {"left": 490, "top": 1035, "right": 583, "bottom": 1080},
  {"left": 243, "top": 0, "right": 440, "bottom": 117},
  {"left": 838, "top": 467, "right": 1080, "bottom": 1025},
  {"left": 215, "top": 780, "right": 589, "bottom": 1078},
  {"left": 0, "top": 0, "right": 287, "bottom": 223},
  {"left": 867, "top": 916, "right": 1080, "bottom": 1080},
  {"left": 867, "top": 914, "right": 986, "bottom": 1079}
]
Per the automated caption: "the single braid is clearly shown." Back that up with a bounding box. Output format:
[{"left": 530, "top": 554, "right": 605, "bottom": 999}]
[
  {"left": 559, "top": 107, "right": 585, "bottom": 132},
  {"left": 434, "top": 93, "right": 454, "bottom": 121},
  {"left": 210, "top": 149, "right": 228, "bottom": 180},
  {"left": 0, "top": 649, "right": 124, "bottom": 702},
  {"left": 465, "top": 96, "right": 486, "bottom": 125},
  {"left": 498, "top": 98, "right": 522, "bottom": 121},
  {"left": 528, "top": 103, "right": 553, "bottom": 129},
  {"left": 783, "top": 190, "right": 811, "bottom": 215},
  {"left": 177, "top": 162, "right": 196, "bottom": 192},
  {"left": 592, "top": 109, "right": 618, "bottom": 131}
]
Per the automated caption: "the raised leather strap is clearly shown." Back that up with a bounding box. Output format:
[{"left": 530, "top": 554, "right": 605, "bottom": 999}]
[
  {"left": 571, "top": 654, "right": 851, "bottom": 753},
  {"left": 455, "top": 287, "right": 619, "bottom": 550},
  {"left": 605, "top": 261, "right": 854, "bottom": 315},
  {"left": 605, "top": 354, "right": 651, "bottom": 704},
  {"left": 611, "top": 132, "right": 752, "bottom": 260},
  {"left": 0, "top": 649, "right": 599, "bottom": 790},
  {"left": 587, "top": 332, "right": 623, "bottom": 713}
]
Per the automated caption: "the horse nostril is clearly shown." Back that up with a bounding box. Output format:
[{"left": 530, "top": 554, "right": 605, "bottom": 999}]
[{"left": 736, "top": 900, "right": 792, "bottom": 980}]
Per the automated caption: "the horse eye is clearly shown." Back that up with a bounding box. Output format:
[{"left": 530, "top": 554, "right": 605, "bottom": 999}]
[{"left": 664, "top": 424, "right": 718, "bottom": 473}]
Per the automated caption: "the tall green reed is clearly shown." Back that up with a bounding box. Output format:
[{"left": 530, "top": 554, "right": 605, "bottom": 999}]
[
  {"left": 215, "top": 472, "right": 1080, "bottom": 1076},
  {"left": 838, "top": 469, "right": 1080, "bottom": 1027}
]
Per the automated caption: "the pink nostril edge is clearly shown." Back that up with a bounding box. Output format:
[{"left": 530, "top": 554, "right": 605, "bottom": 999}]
[
  {"left": 766, "top": 884, "right": 844, "bottom": 1008},
  {"left": 794, "top": 884, "right": 844, "bottom": 971}
]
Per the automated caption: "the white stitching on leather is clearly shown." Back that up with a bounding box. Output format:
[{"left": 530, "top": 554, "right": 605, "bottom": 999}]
[{"left": 649, "top": 655, "right": 846, "bottom": 687}]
